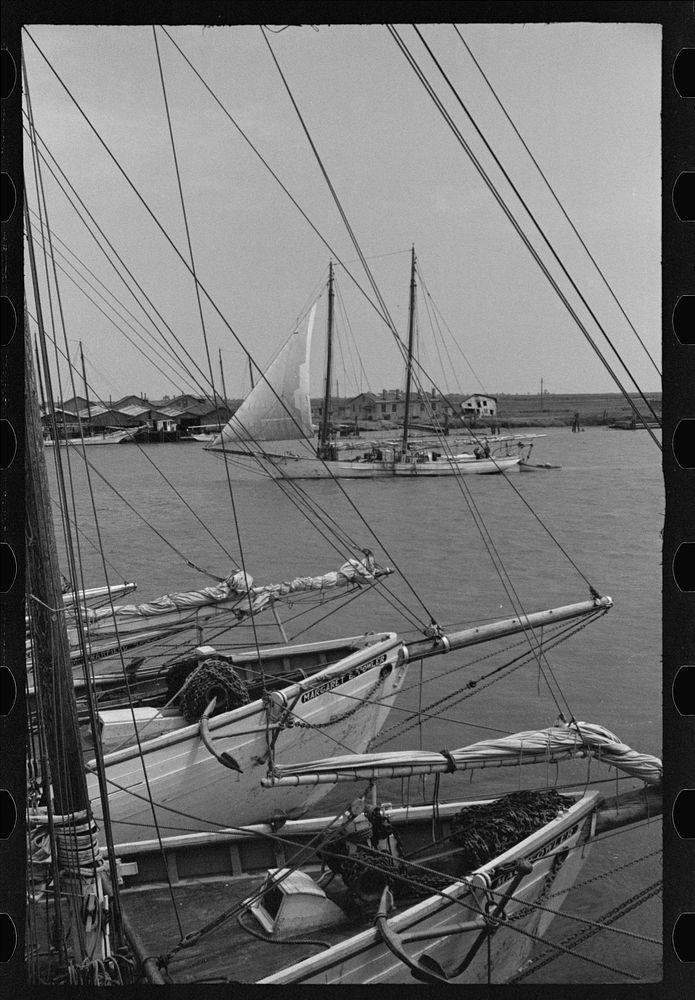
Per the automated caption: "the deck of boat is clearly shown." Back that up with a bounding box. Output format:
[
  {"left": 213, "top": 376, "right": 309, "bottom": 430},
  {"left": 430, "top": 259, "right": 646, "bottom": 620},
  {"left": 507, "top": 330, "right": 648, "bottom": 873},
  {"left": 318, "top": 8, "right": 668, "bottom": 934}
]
[{"left": 121, "top": 871, "right": 365, "bottom": 983}]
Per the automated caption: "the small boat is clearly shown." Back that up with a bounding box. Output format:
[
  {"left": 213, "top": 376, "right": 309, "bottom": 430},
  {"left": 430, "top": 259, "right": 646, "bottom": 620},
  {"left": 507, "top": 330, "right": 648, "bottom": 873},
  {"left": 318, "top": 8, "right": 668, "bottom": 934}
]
[
  {"left": 44, "top": 427, "right": 138, "bottom": 446},
  {"left": 186, "top": 424, "right": 220, "bottom": 442}
]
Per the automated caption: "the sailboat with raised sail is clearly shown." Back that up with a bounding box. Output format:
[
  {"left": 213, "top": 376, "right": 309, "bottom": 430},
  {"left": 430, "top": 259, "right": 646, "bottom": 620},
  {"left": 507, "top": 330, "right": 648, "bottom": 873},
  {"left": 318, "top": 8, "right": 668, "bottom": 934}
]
[
  {"left": 20, "top": 22, "right": 662, "bottom": 988},
  {"left": 206, "top": 249, "right": 524, "bottom": 478}
]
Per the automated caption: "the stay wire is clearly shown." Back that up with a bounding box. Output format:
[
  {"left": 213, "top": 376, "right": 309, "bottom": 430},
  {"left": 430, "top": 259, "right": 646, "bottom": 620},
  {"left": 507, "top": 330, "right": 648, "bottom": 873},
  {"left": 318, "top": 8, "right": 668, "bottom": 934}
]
[
  {"left": 23, "top": 212, "right": 193, "bottom": 394},
  {"left": 453, "top": 24, "right": 661, "bottom": 380},
  {"left": 158, "top": 25, "right": 393, "bottom": 331},
  {"left": 21, "top": 112, "right": 217, "bottom": 399},
  {"left": 389, "top": 25, "right": 661, "bottom": 449},
  {"left": 152, "top": 23, "right": 266, "bottom": 667},
  {"left": 24, "top": 311, "right": 240, "bottom": 579},
  {"left": 410, "top": 22, "right": 661, "bottom": 430},
  {"left": 25, "top": 29, "right": 431, "bottom": 630},
  {"left": 25, "top": 79, "right": 118, "bottom": 937},
  {"left": 414, "top": 263, "right": 600, "bottom": 597},
  {"left": 25, "top": 202, "right": 187, "bottom": 370}
]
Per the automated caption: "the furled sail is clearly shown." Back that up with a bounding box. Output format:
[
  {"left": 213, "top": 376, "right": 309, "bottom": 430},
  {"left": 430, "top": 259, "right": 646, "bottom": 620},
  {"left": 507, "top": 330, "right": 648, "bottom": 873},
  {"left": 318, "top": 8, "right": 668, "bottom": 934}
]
[
  {"left": 209, "top": 305, "right": 316, "bottom": 449},
  {"left": 66, "top": 550, "right": 389, "bottom": 637},
  {"left": 262, "top": 721, "right": 663, "bottom": 787}
]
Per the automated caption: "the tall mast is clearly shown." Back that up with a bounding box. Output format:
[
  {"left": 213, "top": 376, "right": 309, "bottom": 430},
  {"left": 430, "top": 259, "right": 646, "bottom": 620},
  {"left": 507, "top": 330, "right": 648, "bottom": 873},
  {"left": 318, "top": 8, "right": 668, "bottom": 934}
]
[
  {"left": 25, "top": 309, "right": 119, "bottom": 970},
  {"left": 401, "top": 246, "right": 417, "bottom": 454},
  {"left": 79, "top": 341, "right": 92, "bottom": 427},
  {"left": 24, "top": 190, "right": 126, "bottom": 975},
  {"left": 319, "top": 260, "right": 335, "bottom": 454}
]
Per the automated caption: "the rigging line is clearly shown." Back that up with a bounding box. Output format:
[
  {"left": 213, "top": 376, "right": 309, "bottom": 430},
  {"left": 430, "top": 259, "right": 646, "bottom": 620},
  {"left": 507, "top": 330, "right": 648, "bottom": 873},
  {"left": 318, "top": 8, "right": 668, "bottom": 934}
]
[
  {"left": 27, "top": 32, "right": 450, "bottom": 639},
  {"left": 21, "top": 115, "right": 218, "bottom": 400},
  {"left": 158, "top": 25, "right": 393, "bottom": 331},
  {"left": 417, "top": 284, "right": 451, "bottom": 396},
  {"left": 257, "top": 32, "right": 451, "bottom": 626},
  {"left": 393, "top": 614, "right": 587, "bottom": 703},
  {"left": 375, "top": 612, "right": 606, "bottom": 746},
  {"left": 154, "top": 26, "right": 284, "bottom": 683},
  {"left": 403, "top": 430, "right": 576, "bottom": 719},
  {"left": 453, "top": 24, "right": 661, "bottom": 380},
  {"left": 25, "top": 203, "right": 184, "bottom": 360},
  {"left": 24, "top": 230, "right": 191, "bottom": 394},
  {"left": 26, "top": 24, "right": 397, "bottom": 449},
  {"left": 259, "top": 27, "right": 409, "bottom": 374},
  {"left": 28, "top": 320, "right": 240, "bottom": 575},
  {"left": 417, "top": 263, "right": 488, "bottom": 392},
  {"left": 24, "top": 31, "right": 426, "bottom": 621},
  {"left": 75, "top": 450, "right": 237, "bottom": 578},
  {"left": 405, "top": 377, "right": 600, "bottom": 595},
  {"left": 342, "top": 839, "right": 660, "bottom": 957},
  {"left": 25, "top": 229, "right": 237, "bottom": 575},
  {"left": 25, "top": 99, "right": 113, "bottom": 890},
  {"left": 269, "top": 471, "right": 429, "bottom": 632},
  {"left": 164, "top": 806, "right": 360, "bottom": 963},
  {"left": 27, "top": 348, "right": 128, "bottom": 949},
  {"left": 277, "top": 576, "right": 424, "bottom": 642},
  {"left": 25, "top": 93, "right": 136, "bottom": 939},
  {"left": 263, "top": 472, "right": 414, "bottom": 626},
  {"left": 216, "top": 358, "right": 268, "bottom": 687},
  {"left": 509, "top": 880, "right": 663, "bottom": 982},
  {"left": 389, "top": 25, "right": 662, "bottom": 450},
  {"left": 23, "top": 224, "right": 195, "bottom": 396},
  {"left": 292, "top": 572, "right": 425, "bottom": 639},
  {"left": 152, "top": 25, "right": 218, "bottom": 398},
  {"left": 335, "top": 281, "right": 371, "bottom": 392},
  {"left": 410, "top": 23, "right": 662, "bottom": 428}
]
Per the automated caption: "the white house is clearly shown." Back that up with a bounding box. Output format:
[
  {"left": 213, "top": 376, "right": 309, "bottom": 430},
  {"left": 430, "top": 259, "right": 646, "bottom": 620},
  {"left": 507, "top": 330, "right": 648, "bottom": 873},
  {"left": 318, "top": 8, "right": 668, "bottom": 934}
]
[{"left": 460, "top": 393, "right": 497, "bottom": 417}]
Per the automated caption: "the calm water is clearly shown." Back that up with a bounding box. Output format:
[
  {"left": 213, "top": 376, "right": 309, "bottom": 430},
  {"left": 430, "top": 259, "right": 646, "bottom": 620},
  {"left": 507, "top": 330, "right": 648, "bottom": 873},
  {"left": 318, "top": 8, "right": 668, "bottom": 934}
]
[{"left": 47, "top": 425, "right": 663, "bottom": 983}]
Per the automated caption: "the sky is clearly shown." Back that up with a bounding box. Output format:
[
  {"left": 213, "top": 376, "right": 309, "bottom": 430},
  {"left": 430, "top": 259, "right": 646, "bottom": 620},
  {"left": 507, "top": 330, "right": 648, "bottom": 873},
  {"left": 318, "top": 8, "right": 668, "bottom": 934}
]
[{"left": 22, "top": 21, "right": 662, "bottom": 404}]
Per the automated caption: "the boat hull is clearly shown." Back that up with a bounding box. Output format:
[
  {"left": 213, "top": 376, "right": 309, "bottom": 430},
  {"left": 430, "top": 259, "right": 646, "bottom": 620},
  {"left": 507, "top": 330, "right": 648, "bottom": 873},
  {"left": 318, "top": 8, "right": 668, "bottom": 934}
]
[
  {"left": 214, "top": 448, "right": 521, "bottom": 479},
  {"left": 88, "top": 633, "right": 408, "bottom": 842},
  {"left": 260, "top": 793, "right": 598, "bottom": 985},
  {"left": 44, "top": 428, "right": 136, "bottom": 446}
]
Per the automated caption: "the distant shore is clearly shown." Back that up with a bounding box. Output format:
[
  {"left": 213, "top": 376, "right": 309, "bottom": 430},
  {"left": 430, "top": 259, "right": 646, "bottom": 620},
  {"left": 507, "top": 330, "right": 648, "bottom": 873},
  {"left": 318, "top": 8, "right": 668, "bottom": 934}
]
[{"left": 358, "top": 392, "right": 661, "bottom": 433}]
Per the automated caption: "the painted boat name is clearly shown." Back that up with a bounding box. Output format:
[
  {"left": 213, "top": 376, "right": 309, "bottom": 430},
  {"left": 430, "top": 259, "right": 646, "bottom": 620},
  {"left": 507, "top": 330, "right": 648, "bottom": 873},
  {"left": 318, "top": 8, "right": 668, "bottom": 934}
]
[{"left": 300, "top": 653, "right": 388, "bottom": 703}]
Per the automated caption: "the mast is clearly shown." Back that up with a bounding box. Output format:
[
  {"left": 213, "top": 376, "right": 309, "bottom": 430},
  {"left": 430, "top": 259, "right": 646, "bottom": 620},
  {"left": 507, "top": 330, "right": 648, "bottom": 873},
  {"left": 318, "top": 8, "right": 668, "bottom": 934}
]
[
  {"left": 401, "top": 246, "right": 417, "bottom": 454},
  {"left": 79, "top": 341, "right": 92, "bottom": 428},
  {"left": 25, "top": 309, "right": 117, "bottom": 971},
  {"left": 319, "top": 260, "right": 335, "bottom": 456},
  {"left": 23, "top": 170, "right": 127, "bottom": 974}
]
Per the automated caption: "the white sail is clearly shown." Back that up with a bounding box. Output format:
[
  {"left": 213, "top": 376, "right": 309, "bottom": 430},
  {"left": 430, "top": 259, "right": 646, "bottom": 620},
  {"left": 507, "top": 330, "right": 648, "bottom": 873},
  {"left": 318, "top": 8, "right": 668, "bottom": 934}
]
[{"left": 210, "top": 305, "right": 316, "bottom": 449}]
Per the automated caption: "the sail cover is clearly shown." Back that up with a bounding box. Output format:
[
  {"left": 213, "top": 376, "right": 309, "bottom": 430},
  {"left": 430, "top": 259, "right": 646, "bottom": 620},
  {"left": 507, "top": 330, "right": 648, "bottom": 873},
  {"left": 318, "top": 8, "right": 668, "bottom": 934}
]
[
  {"left": 211, "top": 305, "right": 316, "bottom": 448},
  {"left": 68, "top": 552, "right": 389, "bottom": 636},
  {"left": 263, "top": 721, "right": 663, "bottom": 787}
]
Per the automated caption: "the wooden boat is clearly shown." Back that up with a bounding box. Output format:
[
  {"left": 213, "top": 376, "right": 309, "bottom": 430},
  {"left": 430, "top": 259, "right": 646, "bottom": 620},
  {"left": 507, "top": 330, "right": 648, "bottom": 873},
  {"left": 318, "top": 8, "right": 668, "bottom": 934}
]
[
  {"left": 206, "top": 252, "right": 526, "bottom": 479},
  {"left": 101, "top": 723, "right": 661, "bottom": 985},
  {"left": 44, "top": 427, "right": 138, "bottom": 446},
  {"left": 20, "top": 22, "right": 661, "bottom": 988}
]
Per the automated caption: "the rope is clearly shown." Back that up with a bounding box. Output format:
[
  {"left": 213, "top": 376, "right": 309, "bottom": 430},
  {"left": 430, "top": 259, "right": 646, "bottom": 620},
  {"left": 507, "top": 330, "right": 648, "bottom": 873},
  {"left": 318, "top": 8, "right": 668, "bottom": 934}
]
[
  {"left": 510, "top": 879, "right": 663, "bottom": 982},
  {"left": 392, "top": 25, "right": 661, "bottom": 449},
  {"left": 177, "top": 658, "right": 249, "bottom": 722},
  {"left": 236, "top": 911, "right": 331, "bottom": 950},
  {"left": 375, "top": 614, "right": 600, "bottom": 747},
  {"left": 453, "top": 26, "right": 661, "bottom": 382}
]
